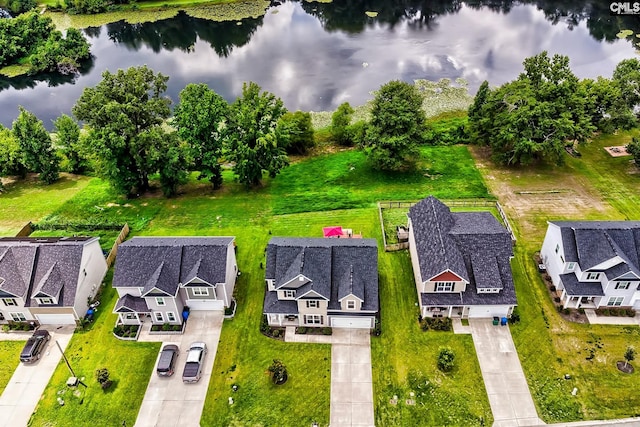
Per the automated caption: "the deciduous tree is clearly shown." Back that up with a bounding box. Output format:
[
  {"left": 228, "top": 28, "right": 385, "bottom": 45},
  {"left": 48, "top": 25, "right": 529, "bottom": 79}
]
[
  {"left": 12, "top": 107, "right": 59, "bottom": 184},
  {"left": 73, "top": 66, "right": 183, "bottom": 196},
  {"left": 53, "top": 114, "right": 86, "bottom": 174},
  {"left": 225, "top": 82, "right": 289, "bottom": 187},
  {"left": 331, "top": 102, "right": 354, "bottom": 146},
  {"left": 363, "top": 80, "right": 425, "bottom": 171},
  {"left": 173, "top": 83, "right": 228, "bottom": 189},
  {"left": 276, "top": 111, "right": 314, "bottom": 154},
  {"left": 0, "top": 125, "right": 26, "bottom": 189},
  {"left": 613, "top": 58, "right": 640, "bottom": 111}
]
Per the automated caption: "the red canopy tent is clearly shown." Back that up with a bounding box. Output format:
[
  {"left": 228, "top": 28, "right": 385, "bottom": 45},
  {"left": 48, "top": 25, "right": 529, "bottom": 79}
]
[{"left": 322, "top": 226, "right": 343, "bottom": 238}]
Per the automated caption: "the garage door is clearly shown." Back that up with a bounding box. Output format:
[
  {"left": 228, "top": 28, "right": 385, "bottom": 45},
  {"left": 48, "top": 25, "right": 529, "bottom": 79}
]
[
  {"left": 330, "top": 316, "right": 373, "bottom": 329},
  {"left": 35, "top": 313, "right": 76, "bottom": 325},
  {"left": 467, "top": 306, "right": 510, "bottom": 319},
  {"left": 186, "top": 300, "right": 224, "bottom": 311}
]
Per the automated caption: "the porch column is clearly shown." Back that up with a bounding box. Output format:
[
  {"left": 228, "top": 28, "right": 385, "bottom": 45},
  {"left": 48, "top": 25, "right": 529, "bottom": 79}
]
[
  {"left": 278, "top": 314, "right": 282, "bottom": 327},
  {"left": 448, "top": 306, "right": 453, "bottom": 317}
]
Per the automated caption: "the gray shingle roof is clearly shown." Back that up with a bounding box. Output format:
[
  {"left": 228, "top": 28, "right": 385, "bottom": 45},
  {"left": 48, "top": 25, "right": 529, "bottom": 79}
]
[
  {"left": 550, "top": 221, "right": 640, "bottom": 275},
  {"left": 263, "top": 237, "right": 378, "bottom": 314},
  {"left": 113, "top": 237, "right": 234, "bottom": 296},
  {"left": 409, "top": 196, "right": 515, "bottom": 306},
  {"left": 0, "top": 237, "right": 96, "bottom": 308},
  {"left": 560, "top": 273, "right": 605, "bottom": 296},
  {"left": 114, "top": 294, "right": 150, "bottom": 313}
]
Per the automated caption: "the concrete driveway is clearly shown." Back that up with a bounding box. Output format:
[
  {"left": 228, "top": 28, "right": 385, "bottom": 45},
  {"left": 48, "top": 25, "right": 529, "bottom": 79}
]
[
  {"left": 469, "top": 319, "right": 544, "bottom": 427},
  {"left": 0, "top": 325, "right": 75, "bottom": 427},
  {"left": 134, "top": 311, "right": 223, "bottom": 427}
]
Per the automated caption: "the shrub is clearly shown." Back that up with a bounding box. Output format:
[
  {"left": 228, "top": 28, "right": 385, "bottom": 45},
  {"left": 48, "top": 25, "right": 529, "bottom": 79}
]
[
  {"left": 161, "top": 323, "right": 171, "bottom": 331},
  {"left": 322, "top": 327, "right": 332, "bottom": 335},
  {"left": 549, "top": 285, "right": 556, "bottom": 292},
  {"left": 296, "top": 327, "right": 307, "bottom": 334},
  {"left": 372, "top": 319, "right": 381, "bottom": 336},
  {"left": 563, "top": 308, "right": 570, "bottom": 315},
  {"left": 268, "top": 359, "right": 288, "bottom": 384},
  {"left": 627, "top": 309, "right": 636, "bottom": 317},
  {"left": 578, "top": 308, "right": 585, "bottom": 314},
  {"left": 260, "top": 315, "right": 270, "bottom": 334},
  {"left": 95, "top": 367, "right": 112, "bottom": 390},
  {"left": 509, "top": 309, "right": 521, "bottom": 324},
  {"left": 437, "top": 347, "right": 455, "bottom": 372},
  {"left": 554, "top": 297, "right": 561, "bottom": 303},
  {"left": 272, "top": 329, "right": 281, "bottom": 338}
]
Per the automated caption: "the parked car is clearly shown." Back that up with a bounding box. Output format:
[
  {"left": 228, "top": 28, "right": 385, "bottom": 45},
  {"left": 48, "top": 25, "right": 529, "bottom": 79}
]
[
  {"left": 20, "top": 330, "right": 50, "bottom": 363},
  {"left": 182, "top": 342, "right": 207, "bottom": 383},
  {"left": 156, "top": 344, "right": 179, "bottom": 377}
]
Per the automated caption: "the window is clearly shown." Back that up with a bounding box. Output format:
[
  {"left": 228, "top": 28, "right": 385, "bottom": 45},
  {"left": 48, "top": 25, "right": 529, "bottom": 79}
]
[
  {"left": 607, "top": 296, "right": 624, "bottom": 306},
  {"left": 560, "top": 256, "right": 565, "bottom": 263},
  {"left": 0, "top": 312, "right": 4, "bottom": 321},
  {"left": 347, "top": 300, "right": 356, "bottom": 310},
  {"left": 586, "top": 272, "right": 600, "bottom": 280},
  {"left": 124, "top": 313, "right": 137, "bottom": 320},
  {"left": 167, "top": 312, "right": 176, "bottom": 322},
  {"left": 155, "top": 297, "right": 166, "bottom": 306},
  {"left": 37, "top": 297, "right": 53, "bottom": 305},
  {"left": 615, "top": 281, "right": 631, "bottom": 290},
  {"left": 306, "top": 300, "right": 319, "bottom": 308},
  {"left": 555, "top": 244, "right": 560, "bottom": 254},
  {"left": 284, "top": 290, "right": 295, "bottom": 299},
  {"left": 154, "top": 312, "right": 164, "bottom": 322},
  {"left": 10, "top": 312, "right": 26, "bottom": 322},
  {"left": 2, "top": 299, "right": 16, "bottom": 306},
  {"left": 304, "top": 314, "right": 322, "bottom": 325},
  {"left": 567, "top": 262, "right": 576, "bottom": 271},
  {"left": 435, "top": 282, "right": 454, "bottom": 292},
  {"left": 192, "top": 287, "right": 209, "bottom": 296}
]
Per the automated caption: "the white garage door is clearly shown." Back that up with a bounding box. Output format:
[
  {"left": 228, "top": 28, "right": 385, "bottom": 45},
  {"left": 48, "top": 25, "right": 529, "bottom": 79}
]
[
  {"left": 186, "top": 300, "right": 224, "bottom": 311},
  {"left": 330, "top": 316, "right": 373, "bottom": 329},
  {"left": 35, "top": 313, "right": 76, "bottom": 325},
  {"left": 467, "top": 306, "right": 510, "bottom": 319}
]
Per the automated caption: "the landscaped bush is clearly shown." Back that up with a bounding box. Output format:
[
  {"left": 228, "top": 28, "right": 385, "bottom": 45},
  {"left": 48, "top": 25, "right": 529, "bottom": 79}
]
[
  {"left": 594, "top": 307, "right": 636, "bottom": 317},
  {"left": 420, "top": 317, "right": 452, "bottom": 331},
  {"left": 113, "top": 324, "right": 139, "bottom": 337},
  {"left": 549, "top": 285, "right": 556, "bottom": 292},
  {"left": 509, "top": 309, "right": 521, "bottom": 324},
  {"left": 554, "top": 297, "right": 561, "bottom": 303},
  {"left": 372, "top": 318, "right": 381, "bottom": 336},
  {"left": 5, "top": 321, "right": 36, "bottom": 331},
  {"left": 296, "top": 327, "right": 307, "bottom": 334},
  {"left": 321, "top": 327, "right": 332, "bottom": 335},
  {"left": 437, "top": 347, "right": 455, "bottom": 372},
  {"left": 95, "top": 367, "right": 113, "bottom": 390}
]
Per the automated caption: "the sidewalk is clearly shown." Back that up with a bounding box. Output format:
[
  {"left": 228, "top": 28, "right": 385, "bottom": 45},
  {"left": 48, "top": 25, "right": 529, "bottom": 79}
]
[{"left": 584, "top": 309, "right": 640, "bottom": 326}]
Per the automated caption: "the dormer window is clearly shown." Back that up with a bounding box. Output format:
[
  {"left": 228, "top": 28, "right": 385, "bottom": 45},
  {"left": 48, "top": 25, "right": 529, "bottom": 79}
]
[
  {"left": 567, "top": 262, "right": 576, "bottom": 271},
  {"left": 347, "top": 300, "right": 356, "bottom": 310},
  {"left": 586, "top": 272, "right": 600, "bottom": 280},
  {"left": 435, "top": 282, "right": 454, "bottom": 292},
  {"left": 2, "top": 298, "right": 16, "bottom": 306},
  {"left": 306, "top": 300, "right": 318, "bottom": 308},
  {"left": 37, "top": 297, "right": 53, "bottom": 305},
  {"left": 615, "top": 281, "right": 631, "bottom": 290},
  {"left": 284, "top": 290, "right": 295, "bottom": 299}
]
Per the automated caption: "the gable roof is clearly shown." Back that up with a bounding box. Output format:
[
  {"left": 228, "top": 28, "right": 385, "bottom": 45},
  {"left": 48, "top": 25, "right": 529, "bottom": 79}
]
[
  {"left": 550, "top": 221, "right": 640, "bottom": 276},
  {"left": 408, "top": 197, "right": 513, "bottom": 285},
  {"left": 114, "top": 294, "right": 150, "bottom": 313},
  {"left": 113, "top": 237, "right": 234, "bottom": 296},
  {"left": 0, "top": 245, "right": 36, "bottom": 298},
  {"left": 264, "top": 237, "right": 378, "bottom": 313},
  {"left": 0, "top": 237, "right": 95, "bottom": 307}
]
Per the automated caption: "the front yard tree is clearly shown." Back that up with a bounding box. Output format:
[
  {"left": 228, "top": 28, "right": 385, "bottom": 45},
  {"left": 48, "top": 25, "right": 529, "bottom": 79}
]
[
  {"left": 268, "top": 359, "right": 288, "bottom": 384},
  {"left": 173, "top": 83, "right": 228, "bottom": 189},
  {"left": 331, "top": 102, "right": 354, "bottom": 146},
  {"left": 12, "top": 107, "right": 59, "bottom": 184},
  {"left": 276, "top": 111, "right": 314, "bottom": 154},
  {"left": 625, "top": 345, "right": 636, "bottom": 368},
  {"left": 73, "top": 66, "right": 176, "bottom": 196},
  {"left": 613, "top": 58, "right": 640, "bottom": 111},
  {"left": 363, "top": 80, "right": 425, "bottom": 171},
  {"left": 225, "top": 82, "right": 289, "bottom": 187},
  {"left": 627, "top": 137, "right": 640, "bottom": 168},
  {"left": 437, "top": 347, "right": 455, "bottom": 372},
  {"left": 0, "top": 125, "right": 26, "bottom": 189},
  {"left": 53, "top": 114, "right": 86, "bottom": 174}
]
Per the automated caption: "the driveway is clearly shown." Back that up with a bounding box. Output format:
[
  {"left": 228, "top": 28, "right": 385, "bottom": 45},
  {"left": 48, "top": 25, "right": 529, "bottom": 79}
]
[
  {"left": 469, "top": 319, "right": 544, "bottom": 427},
  {"left": 330, "top": 329, "right": 374, "bottom": 427},
  {"left": 134, "top": 311, "right": 223, "bottom": 427},
  {"left": 0, "top": 325, "right": 75, "bottom": 427}
]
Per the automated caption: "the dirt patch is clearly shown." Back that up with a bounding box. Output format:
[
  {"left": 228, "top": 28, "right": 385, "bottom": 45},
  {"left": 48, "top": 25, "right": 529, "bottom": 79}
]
[
  {"left": 617, "top": 361, "right": 634, "bottom": 374},
  {"left": 604, "top": 146, "right": 630, "bottom": 157},
  {"left": 469, "top": 146, "right": 613, "bottom": 242}
]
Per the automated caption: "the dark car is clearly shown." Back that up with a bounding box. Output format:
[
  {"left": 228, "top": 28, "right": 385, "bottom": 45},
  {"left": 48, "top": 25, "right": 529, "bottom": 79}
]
[
  {"left": 182, "top": 342, "right": 207, "bottom": 383},
  {"left": 156, "top": 344, "right": 179, "bottom": 377},
  {"left": 20, "top": 329, "right": 50, "bottom": 363}
]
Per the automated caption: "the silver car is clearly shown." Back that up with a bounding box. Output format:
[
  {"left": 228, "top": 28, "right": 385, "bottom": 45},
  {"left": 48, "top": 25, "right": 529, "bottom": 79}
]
[{"left": 182, "top": 342, "right": 207, "bottom": 383}]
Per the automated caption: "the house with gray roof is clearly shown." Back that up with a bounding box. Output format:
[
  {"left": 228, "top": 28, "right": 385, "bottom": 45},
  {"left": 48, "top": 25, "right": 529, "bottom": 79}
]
[
  {"left": 541, "top": 221, "right": 640, "bottom": 309},
  {"left": 407, "top": 196, "right": 517, "bottom": 318},
  {"left": 263, "top": 237, "right": 379, "bottom": 329},
  {"left": 0, "top": 237, "right": 107, "bottom": 325},
  {"left": 112, "top": 237, "right": 237, "bottom": 326}
]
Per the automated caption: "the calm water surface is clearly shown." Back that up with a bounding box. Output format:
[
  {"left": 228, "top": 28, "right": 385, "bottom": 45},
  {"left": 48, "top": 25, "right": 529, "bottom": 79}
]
[{"left": 0, "top": 0, "right": 637, "bottom": 128}]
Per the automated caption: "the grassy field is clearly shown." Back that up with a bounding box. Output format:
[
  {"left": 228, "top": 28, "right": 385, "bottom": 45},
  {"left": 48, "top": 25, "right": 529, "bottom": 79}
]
[
  {"left": 0, "top": 341, "right": 25, "bottom": 395},
  {"left": 472, "top": 130, "right": 640, "bottom": 422},
  {"left": 0, "top": 146, "right": 493, "bottom": 426}
]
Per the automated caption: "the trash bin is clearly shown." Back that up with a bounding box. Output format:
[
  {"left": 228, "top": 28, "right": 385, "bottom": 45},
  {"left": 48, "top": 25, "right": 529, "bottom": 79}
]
[
  {"left": 492, "top": 316, "right": 499, "bottom": 326},
  {"left": 501, "top": 317, "right": 508, "bottom": 326}
]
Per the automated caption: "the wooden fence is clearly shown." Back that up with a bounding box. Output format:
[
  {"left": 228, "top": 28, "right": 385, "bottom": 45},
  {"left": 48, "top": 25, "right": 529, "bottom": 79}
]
[
  {"left": 15, "top": 222, "right": 34, "bottom": 237},
  {"left": 378, "top": 198, "right": 516, "bottom": 252},
  {"left": 106, "top": 223, "right": 130, "bottom": 268}
]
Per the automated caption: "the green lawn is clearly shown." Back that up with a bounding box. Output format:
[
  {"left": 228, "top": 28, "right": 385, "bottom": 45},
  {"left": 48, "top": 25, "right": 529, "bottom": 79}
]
[
  {"left": 474, "top": 131, "right": 640, "bottom": 422},
  {"left": 0, "top": 174, "right": 90, "bottom": 236},
  {"left": 0, "top": 341, "right": 24, "bottom": 395},
  {"left": 3, "top": 145, "right": 492, "bottom": 426}
]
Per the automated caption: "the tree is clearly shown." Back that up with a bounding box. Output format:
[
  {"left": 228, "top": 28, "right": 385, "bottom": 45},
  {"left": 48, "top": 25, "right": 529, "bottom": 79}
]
[
  {"left": 331, "top": 102, "right": 354, "bottom": 146},
  {"left": 12, "top": 107, "right": 59, "bottom": 184},
  {"left": 468, "top": 52, "right": 595, "bottom": 166},
  {"left": 152, "top": 129, "right": 189, "bottom": 197},
  {"left": 624, "top": 346, "right": 636, "bottom": 368},
  {"left": 437, "top": 347, "right": 455, "bottom": 372},
  {"left": 173, "top": 83, "right": 228, "bottom": 189},
  {"left": 0, "top": 125, "right": 26, "bottom": 190},
  {"left": 467, "top": 80, "right": 491, "bottom": 143},
  {"left": 363, "top": 80, "right": 425, "bottom": 171},
  {"left": 53, "top": 114, "right": 86, "bottom": 174},
  {"left": 276, "top": 111, "right": 314, "bottom": 154},
  {"left": 627, "top": 137, "right": 640, "bottom": 168},
  {"left": 267, "top": 359, "right": 288, "bottom": 384},
  {"left": 613, "top": 58, "right": 640, "bottom": 111},
  {"left": 224, "top": 82, "right": 289, "bottom": 187},
  {"left": 95, "top": 367, "right": 112, "bottom": 390},
  {"left": 7, "top": 0, "right": 36, "bottom": 14},
  {"left": 73, "top": 66, "right": 179, "bottom": 196}
]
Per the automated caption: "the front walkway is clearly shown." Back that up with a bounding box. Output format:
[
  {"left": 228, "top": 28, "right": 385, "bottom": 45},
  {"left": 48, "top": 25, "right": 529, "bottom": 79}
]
[
  {"left": 134, "top": 311, "right": 223, "bottom": 427},
  {"left": 584, "top": 309, "right": 640, "bottom": 326},
  {"left": 469, "top": 319, "right": 544, "bottom": 427}
]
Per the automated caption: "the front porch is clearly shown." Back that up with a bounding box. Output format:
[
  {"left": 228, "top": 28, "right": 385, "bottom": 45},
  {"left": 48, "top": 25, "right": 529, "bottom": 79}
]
[
  {"left": 267, "top": 313, "right": 300, "bottom": 327},
  {"left": 423, "top": 306, "right": 465, "bottom": 318},
  {"left": 560, "top": 290, "right": 598, "bottom": 309}
]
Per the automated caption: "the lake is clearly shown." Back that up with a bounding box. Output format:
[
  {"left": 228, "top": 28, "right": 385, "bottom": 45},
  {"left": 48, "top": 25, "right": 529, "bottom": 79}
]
[{"left": 0, "top": 0, "right": 637, "bottom": 128}]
